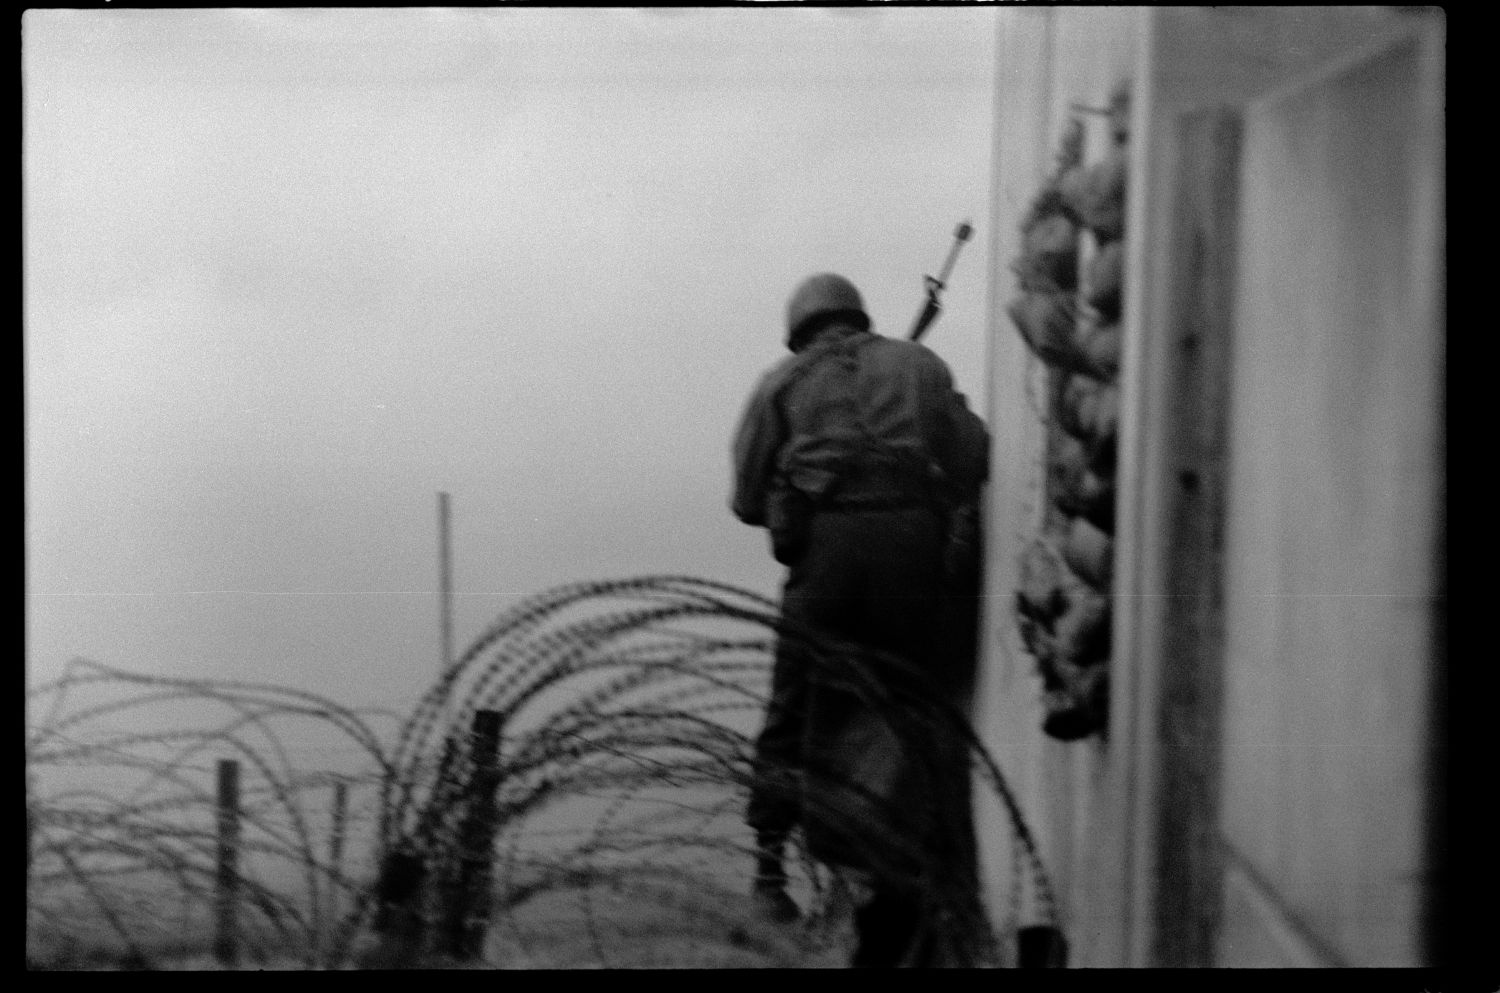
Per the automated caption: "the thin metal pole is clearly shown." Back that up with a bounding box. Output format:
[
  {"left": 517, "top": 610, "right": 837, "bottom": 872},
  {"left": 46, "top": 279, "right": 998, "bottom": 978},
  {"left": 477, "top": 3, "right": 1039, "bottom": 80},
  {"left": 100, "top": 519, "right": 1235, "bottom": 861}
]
[{"left": 439, "top": 492, "right": 454, "bottom": 674}]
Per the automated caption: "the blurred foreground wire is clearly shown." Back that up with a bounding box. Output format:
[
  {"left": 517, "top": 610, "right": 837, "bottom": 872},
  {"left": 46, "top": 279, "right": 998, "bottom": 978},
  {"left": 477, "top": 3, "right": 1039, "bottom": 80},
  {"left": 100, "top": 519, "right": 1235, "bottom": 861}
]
[{"left": 27, "top": 575, "right": 1055, "bottom": 969}]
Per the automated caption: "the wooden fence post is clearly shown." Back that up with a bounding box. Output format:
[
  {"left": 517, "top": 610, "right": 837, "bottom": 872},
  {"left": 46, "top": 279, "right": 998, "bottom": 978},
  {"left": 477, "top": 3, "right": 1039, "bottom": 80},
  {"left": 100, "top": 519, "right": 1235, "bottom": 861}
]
[
  {"left": 441, "top": 709, "right": 502, "bottom": 960},
  {"left": 359, "top": 738, "right": 459, "bottom": 968},
  {"left": 214, "top": 759, "right": 241, "bottom": 968},
  {"left": 363, "top": 846, "right": 427, "bottom": 969}
]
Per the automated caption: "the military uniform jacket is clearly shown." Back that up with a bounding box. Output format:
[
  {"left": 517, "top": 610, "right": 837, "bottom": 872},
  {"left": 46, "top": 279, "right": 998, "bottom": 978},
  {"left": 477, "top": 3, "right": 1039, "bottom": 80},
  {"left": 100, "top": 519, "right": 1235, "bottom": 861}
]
[{"left": 731, "top": 323, "right": 989, "bottom": 524}]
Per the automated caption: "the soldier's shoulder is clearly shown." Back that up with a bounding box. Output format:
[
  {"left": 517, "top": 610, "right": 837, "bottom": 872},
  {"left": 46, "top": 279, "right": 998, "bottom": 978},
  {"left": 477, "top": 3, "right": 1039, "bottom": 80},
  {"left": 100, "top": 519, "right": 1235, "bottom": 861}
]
[
  {"left": 862, "top": 332, "right": 927, "bottom": 354},
  {"left": 751, "top": 352, "right": 809, "bottom": 396},
  {"left": 866, "top": 334, "right": 950, "bottom": 369}
]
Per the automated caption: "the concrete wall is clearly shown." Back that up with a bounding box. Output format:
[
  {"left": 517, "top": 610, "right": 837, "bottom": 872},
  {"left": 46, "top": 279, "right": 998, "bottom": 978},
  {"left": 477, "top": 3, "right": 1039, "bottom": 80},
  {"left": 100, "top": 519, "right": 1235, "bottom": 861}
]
[
  {"left": 972, "top": 6, "right": 1141, "bottom": 968},
  {"left": 973, "top": 6, "right": 1444, "bottom": 968},
  {"left": 1216, "top": 28, "right": 1445, "bottom": 967}
]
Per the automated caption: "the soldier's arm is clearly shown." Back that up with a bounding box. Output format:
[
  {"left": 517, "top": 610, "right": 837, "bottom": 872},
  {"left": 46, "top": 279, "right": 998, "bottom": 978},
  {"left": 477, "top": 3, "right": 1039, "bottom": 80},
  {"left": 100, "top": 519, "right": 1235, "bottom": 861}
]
[
  {"left": 945, "top": 394, "right": 990, "bottom": 494},
  {"left": 730, "top": 373, "right": 787, "bottom": 527},
  {"left": 911, "top": 344, "right": 990, "bottom": 495}
]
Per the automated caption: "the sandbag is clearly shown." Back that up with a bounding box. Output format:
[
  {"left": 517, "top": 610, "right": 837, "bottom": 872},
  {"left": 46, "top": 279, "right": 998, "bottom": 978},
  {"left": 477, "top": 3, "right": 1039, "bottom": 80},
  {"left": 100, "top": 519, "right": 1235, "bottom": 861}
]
[
  {"left": 1083, "top": 240, "right": 1124, "bottom": 319},
  {"left": 1052, "top": 465, "right": 1114, "bottom": 534},
  {"left": 1063, "top": 515, "right": 1114, "bottom": 591},
  {"left": 1017, "top": 538, "right": 1111, "bottom": 742},
  {"left": 1057, "top": 376, "right": 1118, "bottom": 446},
  {"left": 1007, "top": 293, "right": 1085, "bottom": 373},
  {"left": 1041, "top": 660, "right": 1109, "bottom": 742},
  {"left": 1061, "top": 149, "right": 1127, "bottom": 242},
  {"left": 1019, "top": 186, "right": 1068, "bottom": 235},
  {"left": 1017, "top": 609, "right": 1058, "bottom": 680},
  {"left": 1016, "top": 537, "right": 1067, "bottom": 623},
  {"left": 1053, "top": 585, "right": 1110, "bottom": 667},
  {"left": 1076, "top": 470, "right": 1116, "bottom": 534},
  {"left": 1046, "top": 434, "right": 1090, "bottom": 507},
  {"left": 1056, "top": 165, "right": 1089, "bottom": 225},
  {"left": 1106, "top": 83, "right": 1131, "bottom": 148},
  {"left": 1083, "top": 383, "right": 1119, "bottom": 474},
  {"left": 1078, "top": 320, "right": 1122, "bottom": 380},
  {"left": 1014, "top": 213, "right": 1079, "bottom": 292},
  {"left": 1055, "top": 374, "right": 1094, "bottom": 439}
]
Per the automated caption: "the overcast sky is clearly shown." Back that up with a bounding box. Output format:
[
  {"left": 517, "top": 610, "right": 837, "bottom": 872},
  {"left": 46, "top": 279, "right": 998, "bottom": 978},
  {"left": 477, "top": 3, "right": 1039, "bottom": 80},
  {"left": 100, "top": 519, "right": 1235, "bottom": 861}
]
[{"left": 23, "top": 7, "right": 998, "bottom": 712}]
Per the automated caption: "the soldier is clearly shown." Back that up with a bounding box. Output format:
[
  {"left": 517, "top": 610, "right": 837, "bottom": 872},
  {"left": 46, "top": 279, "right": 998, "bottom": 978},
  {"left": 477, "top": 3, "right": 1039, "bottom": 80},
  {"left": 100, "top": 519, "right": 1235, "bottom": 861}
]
[{"left": 730, "top": 272, "right": 988, "bottom": 966}]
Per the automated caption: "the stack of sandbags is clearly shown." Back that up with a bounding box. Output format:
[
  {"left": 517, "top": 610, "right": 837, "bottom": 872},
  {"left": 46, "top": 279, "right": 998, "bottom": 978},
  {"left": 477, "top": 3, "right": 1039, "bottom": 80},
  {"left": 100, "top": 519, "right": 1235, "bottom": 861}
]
[
  {"left": 1008, "top": 118, "right": 1086, "bottom": 375},
  {"left": 1014, "top": 537, "right": 1111, "bottom": 742},
  {"left": 1007, "top": 83, "right": 1131, "bottom": 742}
]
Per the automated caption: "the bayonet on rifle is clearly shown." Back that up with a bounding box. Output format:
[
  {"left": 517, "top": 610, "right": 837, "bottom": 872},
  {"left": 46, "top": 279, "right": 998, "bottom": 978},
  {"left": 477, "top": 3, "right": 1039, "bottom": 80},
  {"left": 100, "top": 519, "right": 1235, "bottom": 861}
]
[{"left": 908, "top": 220, "right": 974, "bottom": 342}]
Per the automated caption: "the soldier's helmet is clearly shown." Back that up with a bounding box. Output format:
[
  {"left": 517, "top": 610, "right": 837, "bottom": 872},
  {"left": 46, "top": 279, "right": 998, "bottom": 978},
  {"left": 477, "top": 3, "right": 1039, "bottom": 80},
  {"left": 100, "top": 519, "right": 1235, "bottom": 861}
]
[{"left": 785, "top": 273, "right": 870, "bottom": 349}]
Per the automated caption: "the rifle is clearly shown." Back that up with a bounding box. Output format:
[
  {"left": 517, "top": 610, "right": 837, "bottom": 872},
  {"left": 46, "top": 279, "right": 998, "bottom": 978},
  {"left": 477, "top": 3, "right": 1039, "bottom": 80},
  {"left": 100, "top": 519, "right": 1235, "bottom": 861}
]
[{"left": 908, "top": 220, "right": 974, "bottom": 341}]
